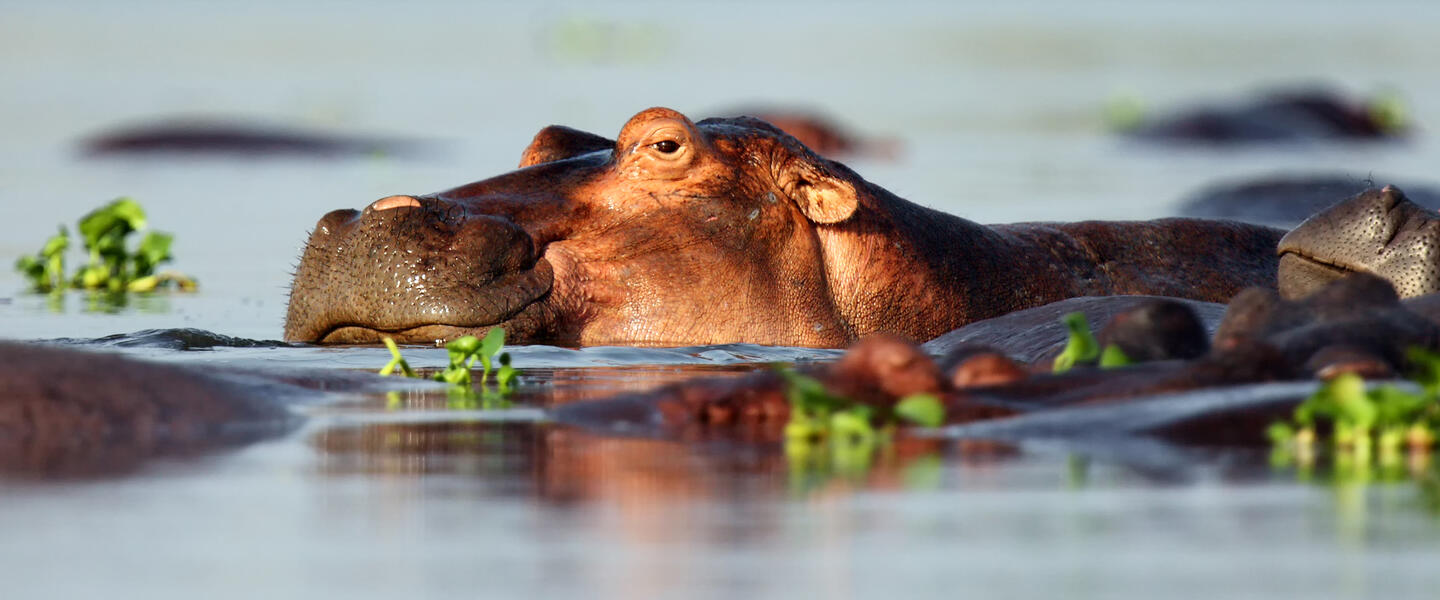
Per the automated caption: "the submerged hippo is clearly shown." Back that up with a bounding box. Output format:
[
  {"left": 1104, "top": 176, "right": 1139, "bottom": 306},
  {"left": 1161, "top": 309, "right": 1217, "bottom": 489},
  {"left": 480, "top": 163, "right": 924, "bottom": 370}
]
[
  {"left": 1177, "top": 173, "right": 1440, "bottom": 228},
  {"left": 287, "top": 107, "right": 1288, "bottom": 348},
  {"left": 557, "top": 273, "right": 1440, "bottom": 446},
  {"left": 1120, "top": 87, "right": 1409, "bottom": 144}
]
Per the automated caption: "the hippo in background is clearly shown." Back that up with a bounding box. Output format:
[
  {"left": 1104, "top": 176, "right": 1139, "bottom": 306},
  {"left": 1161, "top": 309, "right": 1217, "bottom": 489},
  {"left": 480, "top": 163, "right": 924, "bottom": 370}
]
[
  {"left": 286, "top": 107, "right": 1440, "bottom": 350},
  {"left": 80, "top": 118, "right": 433, "bottom": 159},
  {"left": 714, "top": 107, "right": 900, "bottom": 159},
  {"left": 1177, "top": 173, "right": 1440, "bottom": 229},
  {"left": 286, "top": 106, "right": 1285, "bottom": 348},
  {"left": 1115, "top": 86, "right": 1410, "bottom": 145}
]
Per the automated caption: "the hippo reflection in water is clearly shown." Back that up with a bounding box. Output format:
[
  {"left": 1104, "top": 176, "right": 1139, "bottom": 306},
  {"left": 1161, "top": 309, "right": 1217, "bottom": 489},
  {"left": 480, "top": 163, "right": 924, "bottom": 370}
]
[{"left": 286, "top": 107, "right": 1440, "bottom": 349}]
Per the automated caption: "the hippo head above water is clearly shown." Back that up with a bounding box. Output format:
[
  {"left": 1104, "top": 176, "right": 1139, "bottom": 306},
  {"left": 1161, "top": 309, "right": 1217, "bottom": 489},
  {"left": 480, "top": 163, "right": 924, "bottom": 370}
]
[
  {"left": 287, "top": 107, "right": 891, "bottom": 346},
  {"left": 1277, "top": 185, "right": 1440, "bottom": 300},
  {"left": 287, "top": 107, "right": 1296, "bottom": 348}
]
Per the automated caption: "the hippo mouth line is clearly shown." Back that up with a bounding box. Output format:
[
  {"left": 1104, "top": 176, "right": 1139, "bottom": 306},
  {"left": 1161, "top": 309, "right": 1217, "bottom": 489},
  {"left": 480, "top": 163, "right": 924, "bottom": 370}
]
[
  {"left": 1277, "top": 251, "right": 1358, "bottom": 276},
  {"left": 309, "top": 258, "right": 556, "bottom": 344},
  {"left": 1277, "top": 251, "right": 1361, "bottom": 298}
]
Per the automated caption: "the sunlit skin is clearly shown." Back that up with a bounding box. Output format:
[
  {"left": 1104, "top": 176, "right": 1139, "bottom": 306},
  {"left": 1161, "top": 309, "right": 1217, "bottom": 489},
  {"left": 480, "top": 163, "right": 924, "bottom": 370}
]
[{"left": 288, "top": 107, "right": 1293, "bottom": 348}]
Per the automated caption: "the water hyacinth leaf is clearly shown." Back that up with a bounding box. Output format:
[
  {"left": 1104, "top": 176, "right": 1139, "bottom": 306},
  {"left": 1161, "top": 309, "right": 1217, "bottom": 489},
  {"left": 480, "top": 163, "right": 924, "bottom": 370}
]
[
  {"left": 134, "top": 231, "right": 173, "bottom": 275},
  {"left": 1266, "top": 421, "right": 1295, "bottom": 444},
  {"left": 497, "top": 363, "right": 517, "bottom": 393},
  {"left": 1099, "top": 344, "right": 1132, "bottom": 369},
  {"left": 1053, "top": 311, "right": 1099, "bottom": 373},
  {"left": 446, "top": 335, "right": 482, "bottom": 360},
  {"left": 78, "top": 198, "right": 146, "bottom": 249},
  {"left": 379, "top": 337, "right": 416, "bottom": 378},
  {"left": 126, "top": 275, "right": 158, "bottom": 292},
  {"left": 41, "top": 227, "right": 69, "bottom": 259},
  {"left": 479, "top": 327, "right": 506, "bottom": 359},
  {"left": 1328, "top": 373, "right": 1376, "bottom": 429},
  {"left": 895, "top": 393, "right": 946, "bottom": 427}
]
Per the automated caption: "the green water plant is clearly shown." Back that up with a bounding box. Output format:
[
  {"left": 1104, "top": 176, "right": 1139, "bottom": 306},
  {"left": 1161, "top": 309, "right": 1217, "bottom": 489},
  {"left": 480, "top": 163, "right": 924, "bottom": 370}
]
[
  {"left": 776, "top": 364, "right": 948, "bottom": 484},
  {"left": 1053, "top": 311, "right": 1131, "bottom": 373},
  {"left": 1269, "top": 350, "right": 1440, "bottom": 475},
  {"left": 14, "top": 198, "right": 196, "bottom": 294},
  {"left": 380, "top": 328, "right": 517, "bottom": 408}
]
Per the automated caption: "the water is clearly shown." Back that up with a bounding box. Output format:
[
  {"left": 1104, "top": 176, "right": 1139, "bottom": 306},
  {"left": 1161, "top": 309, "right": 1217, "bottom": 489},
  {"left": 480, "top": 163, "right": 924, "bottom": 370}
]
[{"left": 4, "top": 1, "right": 1440, "bottom": 597}]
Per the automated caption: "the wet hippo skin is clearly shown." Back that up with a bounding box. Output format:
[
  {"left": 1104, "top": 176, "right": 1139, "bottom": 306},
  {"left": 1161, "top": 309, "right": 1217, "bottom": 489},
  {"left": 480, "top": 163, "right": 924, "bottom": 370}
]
[
  {"left": 0, "top": 341, "right": 296, "bottom": 477},
  {"left": 556, "top": 275, "right": 1440, "bottom": 446},
  {"left": 1278, "top": 186, "right": 1440, "bottom": 299},
  {"left": 287, "top": 107, "right": 1285, "bottom": 348}
]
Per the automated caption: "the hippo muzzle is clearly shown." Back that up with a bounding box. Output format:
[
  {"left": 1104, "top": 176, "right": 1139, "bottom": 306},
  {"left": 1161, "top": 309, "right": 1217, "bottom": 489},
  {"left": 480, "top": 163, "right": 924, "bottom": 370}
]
[
  {"left": 285, "top": 196, "right": 553, "bottom": 343},
  {"left": 1277, "top": 185, "right": 1440, "bottom": 300}
]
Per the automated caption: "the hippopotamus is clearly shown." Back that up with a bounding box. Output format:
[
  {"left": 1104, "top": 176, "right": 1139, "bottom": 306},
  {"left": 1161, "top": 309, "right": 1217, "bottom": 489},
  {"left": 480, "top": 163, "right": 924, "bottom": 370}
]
[
  {"left": 1119, "top": 87, "right": 1409, "bottom": 144},
  {"left": 1177, "top": 174, "right": 1440, "bottom": 228},
  {"left": 81, "top": 118, "right": 430, "bottom": 159},
  {"left": 715, "top": 107, "right": 899, "bottom": 159},
  {"left": 0, "top": 340, "right": 300, "bottom": 477},
  {"left": 286, "top": 107, "right": 1288, "bottom": 348},
  {"left": 556, "top": 273, "right": 1440, "bottom": 446}
]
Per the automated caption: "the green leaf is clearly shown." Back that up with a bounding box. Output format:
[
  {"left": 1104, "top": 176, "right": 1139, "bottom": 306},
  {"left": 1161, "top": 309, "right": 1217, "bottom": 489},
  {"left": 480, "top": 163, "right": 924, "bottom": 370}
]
[
  {"left": 1053, "top": 312, "right": 1099, "bottom": 373},
  {"left": 133, "top": 231, "right": 173, "bottom": 276},
  {"left": 78, "top": 198, "right": 145, "bottom": 250},
  {"left": 496, "top": 364, "right": 517, "bottom": 393},
  {"left": 446, "top": 335, "right": 482, "bottom": 360},
  {"left": 1329, "top": 373, "right": 1376, "bottom": 429},
  {"left": 830, "top": 409, "right": 877, "bottom": 447},
  {"left": 1099, "top": 344, "right": 1131, "bottom": 368},
  {"left": 1266, "top": 421, "right": 1295, "bottom": 444},
  {"left": 895, "top": 393, "right": 946, "bottom": 427},
  {"left": 126, "top": 275, "right": 158, "bottom": 292},
  {"left": 479, "top": 327, "right": 506, "bottom": 359},
  {"left": 41, "top": 227, "right": 69, "bottom": 259},
  {"left": 379, "top": 337, "right": 417, "bottom": 378}
]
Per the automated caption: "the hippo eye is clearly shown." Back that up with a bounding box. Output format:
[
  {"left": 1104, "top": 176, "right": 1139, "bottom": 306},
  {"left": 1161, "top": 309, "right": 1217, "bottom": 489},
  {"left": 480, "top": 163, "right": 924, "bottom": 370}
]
[{"left": 650, "top": 140, "right": 681, "bottom": 154}]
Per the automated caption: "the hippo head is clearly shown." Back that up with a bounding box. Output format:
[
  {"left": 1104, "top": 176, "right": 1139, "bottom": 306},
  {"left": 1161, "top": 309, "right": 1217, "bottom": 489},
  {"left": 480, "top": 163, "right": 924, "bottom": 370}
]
[
  {"left": 1277, "top": 185, "right": 1440, "bottom": 299},
  {"left": 286, "top": 107, "right": 870, "bottom": 346}
]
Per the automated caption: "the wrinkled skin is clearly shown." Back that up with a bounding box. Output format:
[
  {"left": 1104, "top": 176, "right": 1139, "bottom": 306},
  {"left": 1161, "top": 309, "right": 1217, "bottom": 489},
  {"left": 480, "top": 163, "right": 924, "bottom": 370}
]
[
  {"left": 1278, "top": 186, "right": 1440, "bottom": 299},
  {"left": 288, "top": 107, "right": 1285, "bottom": 347}
]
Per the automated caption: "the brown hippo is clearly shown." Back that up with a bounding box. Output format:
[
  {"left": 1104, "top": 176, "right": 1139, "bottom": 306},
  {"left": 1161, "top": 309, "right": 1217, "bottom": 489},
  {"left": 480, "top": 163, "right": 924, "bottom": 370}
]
[
  {"left": 0, "top": 341, "right": 299, "bottom": 477},
  {"left": 557, "top": 274, "right": 1440, "bottom": 446},
  {"left": 1177, "top": 173, "right": 1440, "bottom": 228},
  {"left": 716, "top": 107, "right": 899, "bottom": 159},
  {"left": 287, "top": 107, "right": 1286, "bottom": 348},
  {"left": 1120, "top": 86, "right": 1409, "bottom": 144},
  {"left": 81, "top": 118, "right": 430, "bottom": 159}
]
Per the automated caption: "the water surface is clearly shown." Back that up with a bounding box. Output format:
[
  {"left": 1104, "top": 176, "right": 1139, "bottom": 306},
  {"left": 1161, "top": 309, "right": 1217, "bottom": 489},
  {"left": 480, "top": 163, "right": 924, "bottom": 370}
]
[{"left": 4, "top": 1, "right": 1440, "bottom": 598}]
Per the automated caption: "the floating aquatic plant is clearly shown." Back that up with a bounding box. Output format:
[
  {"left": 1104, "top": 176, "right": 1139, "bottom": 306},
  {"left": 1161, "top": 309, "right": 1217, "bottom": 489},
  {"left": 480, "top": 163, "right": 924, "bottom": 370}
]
[
  {"left": 775, "top": 364, "right": 948, "bottom": 485},
  {"left": 1053, "top": 311, "right": 1131, "bottom": 373},
  {"left": 380, "top": 328, "right": 517, "bottom": 409},
  {"left": 1270, "top": 349, "right": 1440, "bottom": 497},
  {"left": 14, "top": 198, "right": 196, "bottom": 295}
]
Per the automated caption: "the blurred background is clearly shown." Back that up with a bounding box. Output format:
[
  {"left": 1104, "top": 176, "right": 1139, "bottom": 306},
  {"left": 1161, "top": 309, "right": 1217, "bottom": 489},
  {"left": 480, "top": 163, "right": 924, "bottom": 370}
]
[{"left": 4, "top": 0, "right": 1440, "bottom": 337}]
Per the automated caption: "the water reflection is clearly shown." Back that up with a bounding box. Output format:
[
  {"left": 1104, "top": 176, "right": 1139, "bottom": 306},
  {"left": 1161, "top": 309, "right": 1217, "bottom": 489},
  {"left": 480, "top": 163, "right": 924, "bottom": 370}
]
[{"left": 310, "top": 419, "right": 1032, "bottom": 504}]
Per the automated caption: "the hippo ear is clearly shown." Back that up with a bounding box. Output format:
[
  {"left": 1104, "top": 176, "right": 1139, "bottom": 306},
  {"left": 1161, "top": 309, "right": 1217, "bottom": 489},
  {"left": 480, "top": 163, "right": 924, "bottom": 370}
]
[
  {"left": 784, "top": 161, "right": 858, "bottom": 224},
  {"left": 519, "top": 125, "right": 616, "bottom": 168}
]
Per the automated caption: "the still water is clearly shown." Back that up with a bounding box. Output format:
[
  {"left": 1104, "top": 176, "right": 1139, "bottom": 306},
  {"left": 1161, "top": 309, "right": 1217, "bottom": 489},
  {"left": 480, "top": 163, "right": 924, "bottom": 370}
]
[{"left": 3, "top": 1, "right": 1440, "bottom": 598}]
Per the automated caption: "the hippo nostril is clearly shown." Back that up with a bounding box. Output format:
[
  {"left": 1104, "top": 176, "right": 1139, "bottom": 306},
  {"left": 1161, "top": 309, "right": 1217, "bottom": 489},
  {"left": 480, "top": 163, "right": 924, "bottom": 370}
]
[{"left": 369, "top": 195, "right": 422, "bottom": 211}]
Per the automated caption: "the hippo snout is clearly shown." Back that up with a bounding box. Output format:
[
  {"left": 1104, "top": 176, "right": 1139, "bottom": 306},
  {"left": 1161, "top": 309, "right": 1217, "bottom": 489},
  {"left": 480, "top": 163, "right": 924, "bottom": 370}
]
[
  {"left": 285, "top": 196, "right": 554, "bottom": 343},
  {"left": 1278, "top": 185, "right": 1440, "bottom": 299}
]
